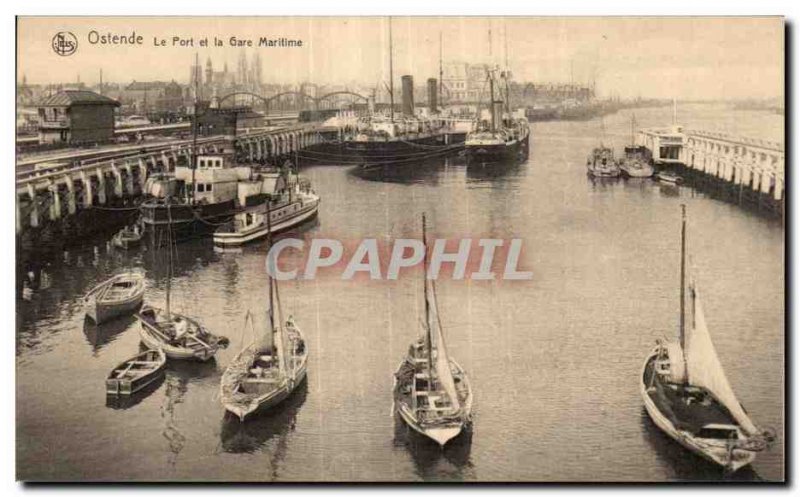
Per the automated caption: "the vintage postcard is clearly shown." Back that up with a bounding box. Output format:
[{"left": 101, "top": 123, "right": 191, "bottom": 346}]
[{"left": 15, "top": 16, "right": 784, "bottom": 482}]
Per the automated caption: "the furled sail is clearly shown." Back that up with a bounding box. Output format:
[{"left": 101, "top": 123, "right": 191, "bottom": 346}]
[
  {"left": 685, "top": 282, "right": 759, "bottom": 436},
  {"left": 427, "top": 279, "right": 461, "bottom": 414}
]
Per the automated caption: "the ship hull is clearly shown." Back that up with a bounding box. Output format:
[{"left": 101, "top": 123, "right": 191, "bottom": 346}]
[
  {"left": 465, "top": 137, "right": 528, "bottom": 164},
  {"left": 338, "top": 133, "right": 464, "bottom": 168},
  {"left": 140, "top": 199, "right": 237, "bottom": 240}
]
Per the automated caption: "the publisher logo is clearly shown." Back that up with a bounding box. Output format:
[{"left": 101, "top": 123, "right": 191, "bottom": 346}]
[{"left": 52, "top": 32, "right": 77, "bottom": 56}]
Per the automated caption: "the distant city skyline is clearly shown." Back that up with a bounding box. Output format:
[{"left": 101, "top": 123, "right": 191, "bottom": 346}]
[{"left": 17, "top": 16, "right": 783, "bottom": 100}]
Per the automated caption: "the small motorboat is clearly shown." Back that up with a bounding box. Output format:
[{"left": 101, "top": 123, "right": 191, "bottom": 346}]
[
  {"left": 111, "top": 224, "right": 143, "bottom": 250},
  {"left": 137, "top": 305, "right": 229, "bottom": 362},
  {"left": 586, "top": 146, "right": 621, "bottom": 178},
  {"left": 213, "top": 182, "right": 319, "bottom": 248},
  {"left": 393, "top": 214, "right": 473, "bottom": 446},
  {"left": 84, "top": 272, "right": 146, "bottom": 324},
  {"left": 106, "top": 348, "right": 166, "bottom": 396},
  {"left": 655, "top": 171, "right": 684, "bottom": 184},
  {"left": 641, "top": 205, "right": 775, "bottom": 472}
]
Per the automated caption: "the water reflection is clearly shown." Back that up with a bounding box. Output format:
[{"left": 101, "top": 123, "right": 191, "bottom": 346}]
[
  {"left": 466, "top": 159, "right": 525, "bottom": 185},
  {"left": 83, "top": 315, "right": 137, "bottom": 354},
  {"left": 393, "top": 414, "right": 474, "bottom": 481},
  {"left": 352, "top": 156, "right": 458, "bottom": 185},
  {"left": 219, "top": 379, "right": 308, "bottom": 455},
  {"left": 160, "top": 360, "right": 218, "bottom": 467},
  {"left": 639, "top": 409, "right": 764, "bottom": 482}
]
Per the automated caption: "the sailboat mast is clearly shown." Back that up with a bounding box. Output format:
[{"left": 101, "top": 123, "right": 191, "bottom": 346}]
[
  {"left": 165, "top": 201, "right": 172, "bottom": 320},
  {"left": 679, "top": 204, "right": 687, "bottom": 353},
  {"left": 388, "top": 17, "right": 394, "bottom": 121},
  {"left": 422, "top": 213, "right": 433, "bottom": 386},
  {"left": 266, "top": 199, "right": 275, "bottom": 333}
]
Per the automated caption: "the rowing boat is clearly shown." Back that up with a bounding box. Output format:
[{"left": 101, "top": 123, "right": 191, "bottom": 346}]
[
  {"left": 106, "top": 348, "right": 166, "bottom": 396},
  {"left": 84, "top": 272, "right": 145, "bottom": 324}
]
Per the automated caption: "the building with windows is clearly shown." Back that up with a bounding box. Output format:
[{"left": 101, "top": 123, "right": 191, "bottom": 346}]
[{"left": 37, "top": 90, "right": 120, "bottom": 145}]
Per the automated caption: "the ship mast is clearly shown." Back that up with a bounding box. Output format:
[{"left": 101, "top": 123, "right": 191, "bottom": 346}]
[
  {"left": 422, "top": 213, "right": 434, "bottom": 387},
  {"left": 489, "top": 73, "right": 496, "bottom": 132},
  {"left": 439, "top": 31, "right": 444, "bottom": 106},
  {"left": 165, "top": 201, "right": 172, "bottom": 320},
  {"left": 388, "top": 17, "right": 395, "bottom": 121},
  {"left": 679, "top": 204, "right": 687, "bottom": 367},
  {"left": 504, "top": 22, "right": 510, "bottom": 115}
]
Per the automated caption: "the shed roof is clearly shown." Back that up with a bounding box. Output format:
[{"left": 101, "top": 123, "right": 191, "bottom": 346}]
[{"left": 38, "top": 90, "right": 120, "bottom": 108}]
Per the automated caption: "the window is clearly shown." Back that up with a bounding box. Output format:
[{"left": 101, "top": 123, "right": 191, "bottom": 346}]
[
  {"left": 206, "top": 183, "right": 213, "bottom": 192},
  {"left": 199, "top": 159, "right": 206, "bottom": 168},
  {"left": 197, "top": 184, "right": 205, "bottom": 192}
]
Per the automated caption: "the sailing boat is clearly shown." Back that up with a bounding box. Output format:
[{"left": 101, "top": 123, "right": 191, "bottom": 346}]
[
  {"left": 393, "top": 213, "right": 473, "bottom": 446},
  {"left": 137, "top": 200, "right": 229, "bottom": 361},
  {"left": 640, "top": 205, "right": 774, "bottom": 472},
  {"left": 219, "top": 209, "right": 308, "bottom": 421}
]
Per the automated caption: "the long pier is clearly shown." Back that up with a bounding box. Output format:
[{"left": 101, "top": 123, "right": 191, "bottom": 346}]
[
  {"left": 15, "top": 124, "right": 333, "bottom": 237},
  {"left": 637, "top": 126, "right": 785, "bottom": 214}
]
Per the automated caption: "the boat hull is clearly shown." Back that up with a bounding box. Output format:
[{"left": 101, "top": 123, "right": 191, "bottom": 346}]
[
  {"left": 140, "top": 199, "right": 237, "bottom": 240},
  {"left": 327, "top": 133, "right": 463, "bottom": 168},
  {"left": 84, "top": 274, "right": 146, "bottom": 324},
  {"left": 640, "top": 348, "right": 756, "bottom": 472},
  {"left": 106, "top": 349, "right": 167, "bottom": 396},
  {"left": 137, "top": 308, "right": 222, "bottom": 362},
  {"left": 393, "top": 358, "right": 473, "bottom": 447},
  {"left": 224, "top": 367, "right": 308, "bottom": 422},
  {"left": 213, "top": 200, "right": 319, "bottom": 248},
  {"left": 465, "top": 139, "right": 527, "bottom": 164}
]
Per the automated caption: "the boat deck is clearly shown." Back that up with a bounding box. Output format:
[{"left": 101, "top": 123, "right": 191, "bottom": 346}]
[{"left": 643, "top": 356, "right": 738, "bottom": 435}]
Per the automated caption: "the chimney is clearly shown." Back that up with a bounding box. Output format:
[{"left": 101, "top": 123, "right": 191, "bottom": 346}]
[
  {"left": 401, "top": 75, "right": 414, "bottom": 117},
  {"left": 427, "top": 78, "right": 438, "bottom": 113}
]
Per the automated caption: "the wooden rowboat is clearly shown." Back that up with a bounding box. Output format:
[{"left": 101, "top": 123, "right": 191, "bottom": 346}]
[
  {"left": 137, "top": 305, "right": 229, "bottom": 362},
  {"left": 106, "top": 348, "right": 166, "bottom": 396},
  {"left": 84, "top": 272, "right": 146, "bottom": 324}
]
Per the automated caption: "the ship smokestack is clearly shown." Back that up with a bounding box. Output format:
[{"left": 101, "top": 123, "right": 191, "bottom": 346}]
[
  {"left": 401, "top": 75, "right": 415, "bottom": 117},
  {"left": 427, "top": 78, "right": 438, "bottom": 113}
]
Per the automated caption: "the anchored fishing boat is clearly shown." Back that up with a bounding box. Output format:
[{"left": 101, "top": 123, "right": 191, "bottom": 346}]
[
  {"left": 393, "top": 213, "right": 473, "bottom": 446},
  {"left": 586, "top": 146, "right": 621, "bottom": 178},
  {"left": 641, "top": 205, "right": 774, "bottom": 472},
  {"left": 111, "top": 224, "right": 144, "bottom": 250},
  {"left": 84, "top": 272, "right": 145, "bottom": 324},
  {"left": 213, "top": 171, "right": 319, "bottom": 248},
  {"left": 220, "top": 210, "right": 308, "bottom": 421},
  {"left": 137, "top": 201, "right": 229, "bottom": 361},
  {"left": 106, "top": 348, "right": 166, "bottom": 396}
]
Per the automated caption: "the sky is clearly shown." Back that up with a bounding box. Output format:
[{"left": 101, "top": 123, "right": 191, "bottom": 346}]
[{"left": 17, "top": 16, "right": 784, "bottom": 100}]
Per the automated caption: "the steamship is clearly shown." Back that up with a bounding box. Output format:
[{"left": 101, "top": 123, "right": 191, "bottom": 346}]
[
  {"left": 329, "top": 20, "right": 463, "bottom": 169},
  {"left": 465, "top": 69, "right": 530, "bottom": 164}
]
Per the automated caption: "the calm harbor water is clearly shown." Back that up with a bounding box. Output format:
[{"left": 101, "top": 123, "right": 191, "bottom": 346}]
[{"left": 16, "top": 103, "right": 784, "bottom": 482}]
